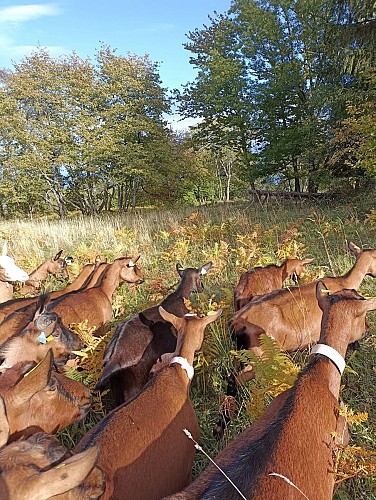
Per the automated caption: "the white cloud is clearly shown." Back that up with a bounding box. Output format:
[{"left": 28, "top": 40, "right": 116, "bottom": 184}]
[
  {"left": 0, "top": 4, "right": 60, "bottom": 23},
  {"left": 0, "top": 3, "right": 63, "bottom": 68}
]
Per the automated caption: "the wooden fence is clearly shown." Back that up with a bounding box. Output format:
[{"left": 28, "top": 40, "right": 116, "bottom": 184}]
[{"left": 248, "top": 189, "right": 334, "bottom": 207}]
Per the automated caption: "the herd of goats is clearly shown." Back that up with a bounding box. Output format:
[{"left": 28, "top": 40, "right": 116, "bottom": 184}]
[{"left": 0, "top": 240, "right": 375, "bottom": 499}]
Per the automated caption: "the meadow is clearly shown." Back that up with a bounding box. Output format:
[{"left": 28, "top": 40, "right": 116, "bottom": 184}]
[{"left": 1, "top": 195, "right": 375, "bottom": 499}]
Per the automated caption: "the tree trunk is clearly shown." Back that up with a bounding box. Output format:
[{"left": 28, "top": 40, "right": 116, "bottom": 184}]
[{"left": 292, "top": 157, "right": 301, "bottom": 192}]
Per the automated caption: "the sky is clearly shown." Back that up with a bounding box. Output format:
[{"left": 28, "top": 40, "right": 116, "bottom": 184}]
[{"left": 0, "top": 1, "right": 231, "bottom": 130}]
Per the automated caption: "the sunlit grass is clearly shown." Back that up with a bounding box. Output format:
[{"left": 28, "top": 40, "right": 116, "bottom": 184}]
[{"left": 0, "top": 196, "right": 375, "bottom": 497}]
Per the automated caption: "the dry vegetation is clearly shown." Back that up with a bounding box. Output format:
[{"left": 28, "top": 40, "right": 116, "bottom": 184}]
[{"left": 1, "top": 196, "right": 375, "bottom": 498}]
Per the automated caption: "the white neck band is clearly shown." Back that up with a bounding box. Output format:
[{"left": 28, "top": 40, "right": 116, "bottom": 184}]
[
  {"left": 310, "top": 344, "right": 346, "bottom": 375},
  {"left": 170, "top": 356, "right": 194, "bottom": 380}
]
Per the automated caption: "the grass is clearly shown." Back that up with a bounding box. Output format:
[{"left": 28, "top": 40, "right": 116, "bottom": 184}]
[{"left": 1, "top": 194, "right": 375, "bottom": 498}]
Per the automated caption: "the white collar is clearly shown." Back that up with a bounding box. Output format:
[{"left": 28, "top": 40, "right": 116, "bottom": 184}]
[
  {"left": 170, "top": 356, "right": 194, "bottom": 380},
  {"left": 310, "top": 344, "right": 346, "bottom": 375}
]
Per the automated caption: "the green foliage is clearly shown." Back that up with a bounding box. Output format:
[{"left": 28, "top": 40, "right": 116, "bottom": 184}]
[
  {"left": 178, "top": 0, "right": 375, "bottom": 194},
  {"left": 0, "top": 143, "right": 376, "bottom": 496},
  {"left": 0, "top": 45, "right": 173, "bottom": 216},
  {"left": 233, "top": 335, "right": 300, "bottom": 418}
]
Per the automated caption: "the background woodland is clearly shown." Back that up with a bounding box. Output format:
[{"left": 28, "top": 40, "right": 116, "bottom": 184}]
[{"left": 0, "top": 0, "right": 374, "bottom": 219}]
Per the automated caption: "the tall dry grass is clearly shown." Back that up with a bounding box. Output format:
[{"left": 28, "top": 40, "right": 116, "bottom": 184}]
[{"left": 0, "top": 196, "right": 375, "bottom": 498}]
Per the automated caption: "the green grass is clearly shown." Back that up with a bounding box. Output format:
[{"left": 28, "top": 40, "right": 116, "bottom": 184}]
[{"left": 1, "top": 194, "right": 375, "bottom": 498}]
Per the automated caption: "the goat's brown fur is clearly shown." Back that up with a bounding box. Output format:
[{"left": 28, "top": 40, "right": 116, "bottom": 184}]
[
  {"left": 18, "top": 250, "right": 70, "bottom": 297},
  {"left": 0, "top": 244, "right": 29, "bottom": 303},
  {"left": 234, "top": 258, "right": 314, "bottom": 311},
  {"left": 75, "top": 308, "right": 221, "bottom": 500},
  {"left": 231, "top": 242, "right": 376, "bottom": 355},
  {"left": 45, "top": 256, "right": 144, "bottom": 335},
  {"left": 0, "top": 260, "right": 109, "bottom": 344},
  {"left": 0, "top": 430, "right": 103, "bottom": 499},
  {"left": 0, "top": 298, "right": 83, "bottom": 368},
  {"left": 0, "top": 350, "right": 91, "bottom": 441},
  {"left": 0, "top": 282, "right": 14, "bottom": 305},
  {"left": 97, "top": 262, "right": 212, "bottom": 405},
  {"left": 166, "top": 284, "right": 376, "bottom": 499}
]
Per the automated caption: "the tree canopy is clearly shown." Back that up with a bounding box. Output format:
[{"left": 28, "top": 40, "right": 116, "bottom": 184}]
[
  {"left": 178, "top": 0, "right": 375, "bottom": 193},
  {"left": 0, "top": 0, "right": 374, "bottom": 218}
]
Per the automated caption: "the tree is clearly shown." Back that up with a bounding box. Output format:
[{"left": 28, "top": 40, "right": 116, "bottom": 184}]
[
  {"left": 323, "top": 0, "right": 376, "bottom": 183},
  {"left": 176, "top": 12, "right": 256, "bottom": 196},
  {"left": 0, "top": 45, "right": 173, "bottom": 216},
  {"left": 178, "top": 0, "right": 374, "bottom": 194},
  {"left": 93, "top": 45, "right": 171, "bottom": 211}
]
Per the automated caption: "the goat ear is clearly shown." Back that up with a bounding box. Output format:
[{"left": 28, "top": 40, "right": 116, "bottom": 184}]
[
  {"left": 34, "top": 293, "right": 50, "bottom": 319},
  {"left": 176, "top": 263, "right": 184, "bottom": 276},
  {"left": 11, "top": 350, "right": 53, "bottom": 405},
  {"left": 303, "top": 258, "right": 315, "bottom": 264},
  {"left": 54, "top": 250, "right": 63, "bottom": 261},
  {"left": 1, "top": 242, "right": 7, "bottom": 257},
  {"left": 348, "top": 242, "right": 362, "bottom": 257},
  {"left": 316, "top": 280, "right": 330, "bottom": 310},
  {"left": 26, "top": 446, "right": 99, "bottom": 498},
  {"left": 202, "top": 309, "right": 222, "bottom": 325},
  {"left": 159, "top": 306, "right": 184, "bottom": 329},
  {"left": 201, "top": 262, "right": 213, "bottom": 274},
  {"left": 0, "top": 396, "right": 9, "bottom": 448}
]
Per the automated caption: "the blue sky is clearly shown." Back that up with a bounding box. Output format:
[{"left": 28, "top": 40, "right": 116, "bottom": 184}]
[{"left": 0, "top": 1, "right": 231, "bottom": 129}]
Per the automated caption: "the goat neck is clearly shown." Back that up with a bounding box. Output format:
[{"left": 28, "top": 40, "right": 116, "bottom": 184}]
[
  {"left": 94, "top": 260, "right": 123, "bottom": 299},
  {"left": 159, "top": 307, "right": 222, "bottom": 369},
  {"left": 62, "top": 262, "right": 96, "bottom": 293},
  {"left": 96, "top": 258, "right": 141, "bottom": 299},
  {"left": 313, "top": 282, "right": 376, "bottom": 398},
  {"left": 339, "top": 245, "right": 376, "bottom": 290},
  {"left": 59, "top": 261, "right": 107, "bottom": 295},
  {"left": 85, "top": 262, "right": 109, "bottom": 288},
  {"left": 23, "top": 264, "right": 51, "bottom": 291}
]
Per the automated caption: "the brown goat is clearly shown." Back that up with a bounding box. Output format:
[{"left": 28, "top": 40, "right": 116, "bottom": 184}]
[
  {"left": 17, "top": 250, "right": 71, "bottom": 297},
  {"left": 165, "top": 282, "right": 376, "bottom": 500},
  {"left": 0, "top": 300, "right": 83, "bottom": 368},
  {"left": 75, "top": 307, "right": 222, "bottom": 500},
  {"left": 97, "top": 261, "right": 213, "bottom": 406},
  {"left": 0, "top": 258, "right": 118, "bottom": 346},
  {"left": 231, "top": 242, "right": 376, "bottom": 357},
  {"left": 0, "top": 349, "right": 91, "bottom": 441},
  {"left": 45, "top": 256, "right": 144, "bottom": 335},
  {"left": 234, "top": 258, "right": 314, "bottom": 311},
  {"left": 0, "top": 428, "right": 103, "bottom": 500},
  {"left": 0, "top": 259, "right": 109, "bottom": 345}
]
